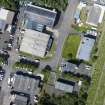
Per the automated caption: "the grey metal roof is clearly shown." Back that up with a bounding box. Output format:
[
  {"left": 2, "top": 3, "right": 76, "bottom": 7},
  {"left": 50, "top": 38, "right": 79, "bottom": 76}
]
[
  {"left": 14, "top": 95, "right": 28, "bottom": 105},
  {"left": 12, "top": 71, "right": 41, "bottom": 95},
  {"left": 55, "top": 78, "right": 75, "bottom": 93},
  {"left": 61, "top": 62, "right": 77, "bottom": 72},
  {"left": 23, "top": 4, "right": 57, "bottom": 27},
  {"left": 61, "top": 61, "right": 91, "bottom": 77}
]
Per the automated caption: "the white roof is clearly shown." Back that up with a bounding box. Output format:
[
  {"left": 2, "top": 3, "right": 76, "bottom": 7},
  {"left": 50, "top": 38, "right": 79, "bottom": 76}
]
[
  {"left": 86, "top": 4, "right": 105, "bottom": 26},
  {"left": 0, "top": 8, "right": 14, "bottom": 24},
  {"left": 20, "top": 29, "right": 50, "bottom": 57},
  {"left": 55, "top": 81, "right": 74, "bottom": 93},
  {"left": 0, "top": 8, "right": 8, "bottom": 20}
]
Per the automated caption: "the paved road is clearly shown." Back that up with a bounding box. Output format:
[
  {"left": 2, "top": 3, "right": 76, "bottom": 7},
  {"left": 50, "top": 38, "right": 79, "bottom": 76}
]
[
  {"left": 0, "top": 1, "right": 79, "bottom": 105},
  {"left": 40, "top": 0, "right": 79, "bottom": 69}
]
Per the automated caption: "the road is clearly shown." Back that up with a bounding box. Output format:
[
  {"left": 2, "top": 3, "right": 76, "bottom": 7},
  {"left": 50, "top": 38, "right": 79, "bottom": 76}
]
[
  {"left": 40, "top": 0, "right": 79, "bottom": 69},
  {"left": 0, "top": 0, "right": 79, "bottom": 105}
]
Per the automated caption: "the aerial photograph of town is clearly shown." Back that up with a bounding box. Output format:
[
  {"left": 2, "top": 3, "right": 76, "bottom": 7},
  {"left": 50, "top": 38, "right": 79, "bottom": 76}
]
[{"left": 0, "top": 0, "right": 105, "bottom": 105}]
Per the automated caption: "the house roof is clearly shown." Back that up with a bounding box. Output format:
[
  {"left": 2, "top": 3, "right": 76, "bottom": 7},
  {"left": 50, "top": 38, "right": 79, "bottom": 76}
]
[
  {"left": 55, "top": 78, "right": 76, "bottom": 93},
  {"left": 20, "top": 29, "right": 50, "bottom": 57},
  {"left": 23, "top": 4, "right": 57, "bottom": 27}
]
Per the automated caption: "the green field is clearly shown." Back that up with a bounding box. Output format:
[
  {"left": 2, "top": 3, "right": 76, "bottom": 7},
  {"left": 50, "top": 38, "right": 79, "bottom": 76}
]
[
  {"left": 62, "top": 35, "right": 81, "bottom": 59},
  {"left": 86, "top": 16, "right": 105, "bottom": 105}
]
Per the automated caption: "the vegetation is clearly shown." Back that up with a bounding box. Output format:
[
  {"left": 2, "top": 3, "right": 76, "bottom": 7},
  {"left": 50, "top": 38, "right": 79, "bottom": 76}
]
[
  {"left": 0, "top": 54, "right": 9, "bottom": 64},
  {"left": 32, "top": 0, "right": 68, "bottom": 11},
  {"left": 80, "top": 7, "right": 87, "bottom": 23},
  {"left": 39, "top": 76, "right": 90, "bottom": 105},
  {"left": 39, "top": 92, "right": 78, "bottom": 105},
  {"left": 62, "top": 35, "right": 81, "bottom": 59},
  {"left": 0, "top": 0, "right": 19, "bottom": 10},
  {"left": 41, "top": 65, "right": 51, "bottom": 83},
  {"left": 0, "top": 0, "right": 68, "bottom": 11},
  {"left": 71, "top": 24, "right": 91, "bottom": 32},
  {"left": 86, "top": 15, "right": 105, "bottom": 105},
  {"left": 13, "top": 60, "right": 39, "bottom": 72}
]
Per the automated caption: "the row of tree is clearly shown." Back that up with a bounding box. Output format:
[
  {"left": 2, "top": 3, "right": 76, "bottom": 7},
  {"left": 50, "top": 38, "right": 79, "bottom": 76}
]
[
  {"left": 32, "top": 0, "right": 68, "bottom": 11},
  {"left": 0, "top": 0, "right": 68, "bottom": 11},
  {"left": 14, "top": 61, "right": 39, "bottom": 72}
]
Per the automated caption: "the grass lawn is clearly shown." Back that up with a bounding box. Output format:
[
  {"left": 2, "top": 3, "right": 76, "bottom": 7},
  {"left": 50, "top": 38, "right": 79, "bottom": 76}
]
[
  {"left": 86, "top": 15, "right": 105, "bottom": 105},
  {"left": 62, "top": 35, "right": 81, "bottom": 59}
]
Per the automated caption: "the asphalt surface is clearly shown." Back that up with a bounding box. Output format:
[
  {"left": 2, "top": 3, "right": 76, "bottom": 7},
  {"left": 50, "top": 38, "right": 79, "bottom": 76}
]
[
  {"left": 0, "top": 0, "right": 79, "bottom": 105},
  {"left": 40, "top": 0, "right": 79, "bottom": 69}
]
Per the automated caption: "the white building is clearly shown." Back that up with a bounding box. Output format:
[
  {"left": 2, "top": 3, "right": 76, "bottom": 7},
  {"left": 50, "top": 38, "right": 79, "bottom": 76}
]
[
  {"left": 0, "top": 8, "right": 14, "bottom": 33},
  {"left": 20, "top": 29, "right": 50, "bottom": 57}
]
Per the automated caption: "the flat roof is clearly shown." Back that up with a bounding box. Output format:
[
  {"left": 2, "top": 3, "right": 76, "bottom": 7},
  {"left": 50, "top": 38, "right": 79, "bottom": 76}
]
[
  {"left": 55, "top": 78, "right": 75, "bottom": 93},
  {"left": 76, "top": 36, "right": 95, "bottom": 61},
  {"left": 0, "top": 20, "right": 6, "bottom": 32},
  {"left": 12, "top": 71, "right": 41, "bottom": 96},
  {"left": 86, "top": 5, "right": 102, "bottom": 26},
  {"left": 14, "top": 94, "right": 28, "bottom": 105},
  {"left": 61, "top": 61, "right": 91, "bottom": 77},
  {"left": 0, "top": 8, "right": 14, "bottom": 24},
  {"left": 24, "top": 4, "right": 57, "bottom": 27},
  {"left": 20, "top": 29, "right": 50, "bottom": 57}
]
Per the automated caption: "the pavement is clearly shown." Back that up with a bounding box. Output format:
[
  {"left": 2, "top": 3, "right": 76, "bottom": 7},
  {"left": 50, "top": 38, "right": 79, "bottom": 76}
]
[
  {"left": 0, "top": 0, "right": 79, "bottom": 105},
  {"left": 39, "top": 0, "right": 79, "bottom": 69}
]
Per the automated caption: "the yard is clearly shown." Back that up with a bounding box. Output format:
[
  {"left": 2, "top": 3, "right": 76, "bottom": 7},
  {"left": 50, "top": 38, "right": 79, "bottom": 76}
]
[
  {"left": 62, "top": 35, "right": 81, "bottom": 59},
  {"left": 86, "top": 15, "right": 105, "bottom": 105}
]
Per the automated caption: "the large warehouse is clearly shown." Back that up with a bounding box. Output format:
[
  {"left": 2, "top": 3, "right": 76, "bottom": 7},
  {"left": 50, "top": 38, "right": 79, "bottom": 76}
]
[
  {"left": 20, "top": 29, "right": 50, "bottom": 57},
  {"left": 22, "top": 4, "right": 57, "bottom": 31}
]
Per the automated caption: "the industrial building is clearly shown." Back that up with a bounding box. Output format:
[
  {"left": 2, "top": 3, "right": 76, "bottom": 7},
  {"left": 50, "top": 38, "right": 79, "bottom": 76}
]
[
  {"left": 10, "top": 71, "right": 41, "bottom": 105},
  {"left": 22, "top": 4, "right": 57, "bottom": 32},
  {"left": 76, "top": 29, "right": 97, "bottom": 61},
  {"left": 55, "top": 78, "right": 78, "bottom": 93},
  {"left": 0, "top": 8, "right": 14, "bottom": 33},
  {"left": 20, "top": 29, "right": 51, "bottom": 57},
  {"left": 60, "top": 61, "right": 91, "bottom": 77}
]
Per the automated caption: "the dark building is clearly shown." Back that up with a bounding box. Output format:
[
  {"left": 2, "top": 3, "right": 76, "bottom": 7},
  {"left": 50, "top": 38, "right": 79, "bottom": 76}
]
[{"left": 10, "top": 71, "right": 41, "bottom": 105}]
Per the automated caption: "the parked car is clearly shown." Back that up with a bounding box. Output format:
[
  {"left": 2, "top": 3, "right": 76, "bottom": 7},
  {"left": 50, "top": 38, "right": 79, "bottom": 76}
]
[{"left": 0, "top": 69, "right": 5, "bottom": 81}]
